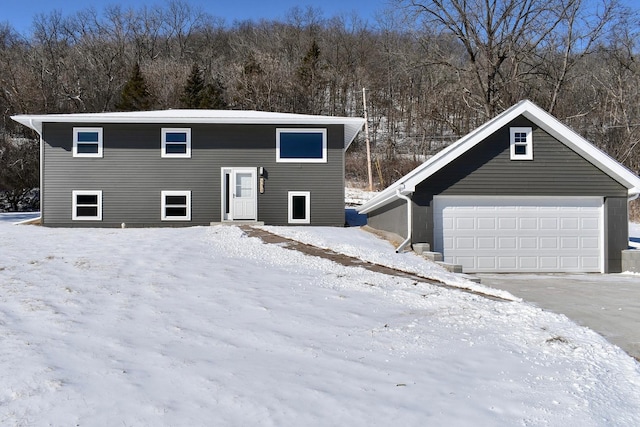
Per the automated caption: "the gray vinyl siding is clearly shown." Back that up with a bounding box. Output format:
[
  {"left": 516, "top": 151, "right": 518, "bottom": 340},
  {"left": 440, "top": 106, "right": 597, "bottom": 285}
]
[
  {"left": 41, "top": 122, "right": 345, "bottom": 227},
  {"left": 604, "top": 197, "right": 629, "bottom": 273},
  {"left": 367, "top": 198, "right": 407, "bottom": 238},
  {"left": 410, "top": 117, "right": 628, "bottom": 244}
]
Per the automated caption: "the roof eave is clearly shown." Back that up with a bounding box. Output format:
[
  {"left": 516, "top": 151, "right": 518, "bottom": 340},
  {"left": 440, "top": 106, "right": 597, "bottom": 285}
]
[{"left": 11, "top": 112, "right": 365, "bottom": 149}]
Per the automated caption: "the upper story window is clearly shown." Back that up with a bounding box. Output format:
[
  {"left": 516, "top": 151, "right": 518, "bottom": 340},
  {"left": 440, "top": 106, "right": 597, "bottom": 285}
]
[
  {"left": 276, "top": 128, "right": 327, "bottom": 163},
  {"left": 162, "top": 128, "right": 191, "bottom": 158},
  {"left": 73, "top": 127, "right": 103, "bottom": 158},
  {"left": 510, "top": 127, "right": 533, "bottom": 160}
]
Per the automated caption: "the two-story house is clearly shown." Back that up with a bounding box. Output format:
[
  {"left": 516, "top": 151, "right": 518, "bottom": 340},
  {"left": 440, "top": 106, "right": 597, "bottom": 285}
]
[{"left": 12, "top": 110, "right": 364, "bottom": 227}]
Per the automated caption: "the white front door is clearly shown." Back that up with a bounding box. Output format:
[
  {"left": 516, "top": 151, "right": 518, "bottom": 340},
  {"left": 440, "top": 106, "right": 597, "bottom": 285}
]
[
  {"left": 222, "top": 168, "right": 257, "bottom": 221},
  {"left": 433, "top": 196, "right": 603, "bottom": 273}
]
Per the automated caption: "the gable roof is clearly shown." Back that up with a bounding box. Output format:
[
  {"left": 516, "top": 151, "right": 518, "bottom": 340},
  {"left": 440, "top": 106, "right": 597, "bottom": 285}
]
[
  {"left": 11, "top": 110, "right": 365, "bottom": 149},
  {"left": 358, "top": 99, "right": 640, "bottom": 214}
]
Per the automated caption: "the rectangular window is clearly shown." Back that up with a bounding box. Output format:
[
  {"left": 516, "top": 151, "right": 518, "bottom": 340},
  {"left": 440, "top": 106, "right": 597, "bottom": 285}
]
[
  {"left": 161, "top": 191, "right": 191, "bottom": 221},
  {"left": 72, "top": 190, "right": 102, "bottom": 220},
  {"left": 162, "top": 128, "right": 191, "bottom": 158},
  {"left": 276, "top": 129, "right": 327, "bottom": 163},
  {"left": 73, "top": 128, "right": 103, "bottom": 158},
  {"left": 510, "top": 127, "right": 533, "bottom": 160},
  {"left": 288, "top": 191, "right": 310, "bottom": 224}
]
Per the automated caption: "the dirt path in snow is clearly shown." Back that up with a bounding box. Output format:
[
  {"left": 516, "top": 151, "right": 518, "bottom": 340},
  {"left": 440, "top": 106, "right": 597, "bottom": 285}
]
[{"left": 240, "top": 225, "right": 508, "bottom": 302}]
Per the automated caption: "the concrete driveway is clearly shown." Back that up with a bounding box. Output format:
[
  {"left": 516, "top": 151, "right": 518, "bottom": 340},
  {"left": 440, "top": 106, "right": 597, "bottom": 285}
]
[{"left": 476, "top": 273, "right": 640, "bottom": 360}]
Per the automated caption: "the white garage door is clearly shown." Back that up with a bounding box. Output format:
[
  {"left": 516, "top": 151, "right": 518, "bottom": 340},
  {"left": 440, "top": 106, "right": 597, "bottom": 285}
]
[{"left": 433, "top": 196, "right": 603, "bottom": 273}]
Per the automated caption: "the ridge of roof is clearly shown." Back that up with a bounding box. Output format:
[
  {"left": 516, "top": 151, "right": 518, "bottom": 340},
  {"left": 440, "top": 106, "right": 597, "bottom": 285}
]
[{"left": 358, "top": 100, "right": 640, "bottom": 214}]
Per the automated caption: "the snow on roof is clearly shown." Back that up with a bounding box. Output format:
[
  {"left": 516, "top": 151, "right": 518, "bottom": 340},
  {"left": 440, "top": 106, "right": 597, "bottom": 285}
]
[
  {"left": 358, "top": 100, "right": 640, "bottom": 214},
  {"left": 11, "top": 109, "right": 366, "bottom": 149}
]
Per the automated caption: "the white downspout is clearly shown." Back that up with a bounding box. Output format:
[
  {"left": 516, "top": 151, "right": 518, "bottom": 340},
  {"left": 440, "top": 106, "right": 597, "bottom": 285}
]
[
  {"left": 29, "top": 119, "right": 43, "bottom": 221},
  {"left": 395, "top": 186, "right": 413, "bottom": 253}
]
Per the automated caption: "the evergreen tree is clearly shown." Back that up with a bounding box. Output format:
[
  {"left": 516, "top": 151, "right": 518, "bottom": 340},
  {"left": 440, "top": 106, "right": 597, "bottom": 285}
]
[
  {"left": 115, "top": 63, "right": 154, "bottom": 111},
  {"left": 181, "top": 63, "right": 206, "bottom": 108},
  {"left": 295, "top": 40, "right": 322, "bottom": 114},
  {"left": 181, "top": 64, "right": 227, "bottom": 109}
]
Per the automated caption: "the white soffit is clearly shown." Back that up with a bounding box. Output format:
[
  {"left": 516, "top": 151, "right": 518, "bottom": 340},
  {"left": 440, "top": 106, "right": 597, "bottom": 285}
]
[{"left": 11, "top": 110, "right": 365, "bottom": 149}]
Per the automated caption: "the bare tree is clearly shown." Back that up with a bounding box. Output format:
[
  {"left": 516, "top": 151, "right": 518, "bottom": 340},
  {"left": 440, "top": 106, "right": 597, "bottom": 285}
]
[{"left": 397, "top": 0, "right": 610, "bottom": 118}]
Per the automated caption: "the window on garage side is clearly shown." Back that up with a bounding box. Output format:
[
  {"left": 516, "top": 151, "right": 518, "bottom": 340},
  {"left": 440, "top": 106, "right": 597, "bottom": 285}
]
[
  {"left": 510, "top": 127, "right": 533, "bottom": 160},
  {"left": 161, "top": 190, "right": 191, "bottom": 221},
  {"left": 276, "top": 129, "right": 327, "bottom": 163},
  {"left": 288, "top": 191, "right": 310, "bottom": 224},
  {"left": 162, "top": 128, "right": 191, "bottom": 158},
  {"left": 73, "top": 128, "right": 103, "bottom": 157},
  {"left": 72, "top": 190, "right": 102, "bottom": 220}
]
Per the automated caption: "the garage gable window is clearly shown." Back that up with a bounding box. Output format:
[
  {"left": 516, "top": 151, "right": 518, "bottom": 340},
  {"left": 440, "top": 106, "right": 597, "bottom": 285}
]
[
  {"left": 276, "top": 129, "right": 327, "bottom": 163},
  {"left": 73, "top": 128, "right": 103, "bottom": 158},
  {"left": 510, "top": 127, "right": 533, "bottom": 160}
]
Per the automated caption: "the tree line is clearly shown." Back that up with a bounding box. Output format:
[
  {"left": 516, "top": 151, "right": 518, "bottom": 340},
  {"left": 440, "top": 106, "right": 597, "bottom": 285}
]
[{"left": 1, "top": 0, "right": 640, "bottom": 210}]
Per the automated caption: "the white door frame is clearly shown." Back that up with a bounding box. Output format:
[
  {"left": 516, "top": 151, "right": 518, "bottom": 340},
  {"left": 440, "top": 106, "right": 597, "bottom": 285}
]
[{"left": 221, "top": 167, "right": 257, "bottom": 221}]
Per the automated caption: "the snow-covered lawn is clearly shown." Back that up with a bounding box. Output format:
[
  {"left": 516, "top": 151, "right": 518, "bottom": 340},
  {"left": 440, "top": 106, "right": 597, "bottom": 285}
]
[
  {"left": 0, "top": 215, "right": 639, "bottom": 425},
  {"left": 261, "top": 225, "right": 518, "bottom": 300}
]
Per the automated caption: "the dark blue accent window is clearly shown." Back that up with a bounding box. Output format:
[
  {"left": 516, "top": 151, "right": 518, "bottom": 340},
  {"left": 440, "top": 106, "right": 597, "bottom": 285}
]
[
  {"left": 73, "top": 127, "right": 103, "bottom": 157},
  {"left": 277, "top": 129, "right": 327, "bottom": 162},
  {"left": 165, "top": 132, "right": 187, "bottom": 143},
  {"left": 162, "top": 128, "right": 191, "bottom": 158},
  {"left": 77, "top": 131, "right": 99, "bottom": 142}
]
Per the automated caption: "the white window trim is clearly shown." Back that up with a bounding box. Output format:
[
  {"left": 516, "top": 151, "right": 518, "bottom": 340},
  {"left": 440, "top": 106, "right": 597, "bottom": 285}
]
[
  {"left": 72, "top": 190, "right": 102, "bottom": 221},
  {"left": 288, "top": 191, "right": 310, "bottom": 224},
  {"left": 73, "top": 127, "right": 103, "bottom": 158},
  {"left": 161, "top": 128, "right": 191, "bottom": 158},
  {"left": 276, "top": 128, "right": 327, "bottom": 163},
  {"left": 161, "top": 190, "right": 191, "bottom": 221},
  {"left": 510, "top": 127, "right": 533, "bottom": 160}
]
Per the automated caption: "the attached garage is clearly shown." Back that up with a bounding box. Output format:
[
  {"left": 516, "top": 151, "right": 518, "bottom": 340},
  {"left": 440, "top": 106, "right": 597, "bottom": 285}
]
[
  {"left": 433, "top": 196, "right": 603, "bottom": 273},
  {"left": 359, "top": 100, "right": 640, "bottom": 274}
]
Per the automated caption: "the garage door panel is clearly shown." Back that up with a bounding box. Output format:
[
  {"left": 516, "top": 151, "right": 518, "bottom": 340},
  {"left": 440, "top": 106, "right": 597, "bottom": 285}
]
[
  {"left": 498, "top": 257, "right": 517, "bottom": 269},
  {"left": 582, "top": 218, "right": 599, "bottom": 229},
  {"left": 561, "top": 237, "right": 579, "bottom": 249},
  {"left": 519, "top": 237, "right": 538, "bottom": 249},
  {"left": 477, "top": 257, "right": 496, "bottom": 269},
  {"left": 499, "top": 218, "right": 517, "bottom": 229},
  {"left": 539, "top": 237, "right": 558, "bottom": 249},
  {"left": 561, "top": 218, "right": 579, "bottom": 229},
  {"left": 477, "top": 217, "right": 496, "bottom": 229},
  {"left": 582, "top": 257, "right": 600, "bottom": 269},
  {"left": 456, "top": 217, "right": 475, "bottom": 229},
  {"left": 582, "top": 237, "right": 599, "bottom": 249},
  {"left": 539, "top": 257, "right": 558, "bottom": 269},
  {"left": 539, "top": 218, "right": 558, "bottom": 229},
  {"left": 477, "top": 237, "right": 496, "bottom": 249},
  {"left": 498, "top": 237, "right": 517, "bottom": 249},
  {"left": 433, "top": 196, "right": 602, "bottom": 273},
  {"left": 519, "top": 257, "right": 538, "bottom": 269}
]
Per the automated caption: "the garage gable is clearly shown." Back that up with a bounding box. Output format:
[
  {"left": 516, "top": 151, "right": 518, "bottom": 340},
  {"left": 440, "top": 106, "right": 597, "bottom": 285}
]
[
  {"left": 358, "top": 100, "right": 640, "bottom": 215},
  {"left": 416, "top": 117, "right": 628, "bottom": 198}
]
